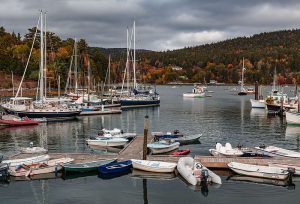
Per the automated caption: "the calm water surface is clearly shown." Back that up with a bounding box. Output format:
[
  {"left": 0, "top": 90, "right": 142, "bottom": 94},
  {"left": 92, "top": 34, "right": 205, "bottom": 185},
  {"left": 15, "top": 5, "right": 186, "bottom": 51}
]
[{"left": 1, "top": 86, "right": 300, "bottom": 204}]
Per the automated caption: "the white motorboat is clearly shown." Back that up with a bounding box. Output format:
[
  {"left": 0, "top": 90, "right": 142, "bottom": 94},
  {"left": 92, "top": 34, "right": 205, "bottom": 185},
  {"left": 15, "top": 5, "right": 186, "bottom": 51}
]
[
  {"left": 286, "top": 111, "right": 300, "bottom": 125},
  {"left": 2, "top": 155, "right": 50, "bottom": 167},
  {"left": 86, "top": 137, "right": 128, "bottom": 147},
  {"left": 183, "top": 85, "right": 205, "bottom": 98},
  {"left": 228, "top": 162, "right": 291, "bottom": 180},
  {"left": 103, "top": 132, "right": 136, "bottom": 140},
  {"left": 177, "top": 157, "right": 222, "bottom": 186},
  {"left": 147, "top": 141, "right": 180, "bottom": 154},
  {"left": 250, "top": 99, "right": 266, "bottom": 109},
  {"left": 255, "top": 145, "right": 300, "bottom": 158},
  {"left": 131, "top": 159, "right": 177, "bottom": 173},
  {"left": 209, "top": 143, "right": 244, "bottom": 157}
]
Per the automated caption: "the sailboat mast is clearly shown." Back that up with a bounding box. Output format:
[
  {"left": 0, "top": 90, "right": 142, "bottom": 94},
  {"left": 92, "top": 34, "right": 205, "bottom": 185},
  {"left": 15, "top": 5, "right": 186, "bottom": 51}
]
[
  {"left": 39, "top": 10, "right": 44, "bottom": 102},
  {"left": 44, "top": 11, "right": 47, "bottom": 99},
  {"left": 108, "top": 54, "right": 111, "bottom": 89},
  {"left": 88, "top": 57, "right": 91, "bottom": 102},
  {"left": 74, "top": 38, "right": 78, "bottom": 93},
  {"left": 133, "top": 21, "right": 136, "bottom": 89},
  {"left": 126, "top": 28, "right": 130, "bottom": 94},
  {"left": 241, "top": 58, "right": 244, "bottom": 91},
  {"left": 272, "top": 66, "right": 277, "bottom": 92}
]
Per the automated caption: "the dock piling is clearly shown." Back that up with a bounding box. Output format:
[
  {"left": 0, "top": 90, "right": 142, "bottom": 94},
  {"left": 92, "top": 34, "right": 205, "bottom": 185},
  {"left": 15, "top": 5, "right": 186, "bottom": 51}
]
[{"left": 143, "top": 115, "right": 149, "bottom": 160}]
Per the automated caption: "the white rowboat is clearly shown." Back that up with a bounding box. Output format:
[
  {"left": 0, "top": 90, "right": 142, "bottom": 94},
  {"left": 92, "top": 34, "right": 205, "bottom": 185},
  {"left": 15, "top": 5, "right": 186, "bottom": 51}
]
[
  {"left": 2, "top": 155, "right": 50, "bottom": 167},
  {"left": 131, "top": 159, "right": 177, "bottom": 173},
  {"left": 228, "top": 162, "right": 290, "bottom": 180},
  {"left": 86, "top": 137, "right": 128, "bottom": 147},
  {"left": 147, "top": 142, "right": 180, "bottom": 154},
  {"left": 209, "top": 143, "right": 244, "bottom": 157},
  {"left": 255, "top": 145, "right": 300, "bottom": 158}
]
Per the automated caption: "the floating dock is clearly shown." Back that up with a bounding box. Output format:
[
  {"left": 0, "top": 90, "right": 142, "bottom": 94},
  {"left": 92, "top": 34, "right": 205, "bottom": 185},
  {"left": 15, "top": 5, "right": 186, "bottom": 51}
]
[
  {"left": 79, "top": 108, "right": 122, "bottom": 116},
  {"left": 10, "top": 135, "right": 300, "bottom": 169}
]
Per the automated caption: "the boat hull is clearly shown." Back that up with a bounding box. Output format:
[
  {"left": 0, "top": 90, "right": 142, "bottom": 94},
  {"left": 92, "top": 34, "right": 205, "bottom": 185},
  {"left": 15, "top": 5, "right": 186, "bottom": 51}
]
[
  {"left": 16, "top": 110, "right": 81, "bottom": 119},
  {"left": 86, "top": 138, "right": 128, "bottom": 147},
  {"left": 98, "top": 160, "right": 132, "bottom": 174},
  {"left": 250, "top": 99, "right": 266, "bottom": 109},
  {"left": 183, "top": 93, "right": 205, "bottom": 98},
  {"left": 131, "top": 159, "right": 177, "bottom": 173},
  {"left": 120, "top": 99, "right": 160, "bottom": 108},
  {"left": 147, "top": 142, "right": 180, "bottom": 154},
  {"left": 63, "top": 159, "right": 116, "bottom": 172},
  {"left": 286, "top": 112, "right": 300, "bottom": 125}
]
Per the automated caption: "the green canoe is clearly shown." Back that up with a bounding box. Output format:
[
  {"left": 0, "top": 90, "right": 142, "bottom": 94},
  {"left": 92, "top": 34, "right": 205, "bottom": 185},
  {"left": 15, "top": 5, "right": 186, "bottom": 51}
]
[{"left": 62, "top": 159, "right": 116, "bottom": 172}]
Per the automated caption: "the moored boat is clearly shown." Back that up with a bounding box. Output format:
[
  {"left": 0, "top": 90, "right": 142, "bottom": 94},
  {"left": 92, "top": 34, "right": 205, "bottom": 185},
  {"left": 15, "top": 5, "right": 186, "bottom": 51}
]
[
  {"left": 2, "top": 155, "right": 50, "bottom": 167},
  {"left": 86, "top": 137, "right": 128, "bottom": 147},
  {"left": 171, "top": 149, "right": 191, "bottom": 156},
  {"left": 98, "top": 160, "right": 132, "bottom": 174},
  {"left": 131, "top": 159, "right": 177, "bottom": 173},
  {"left": 9, "top": 157, "right": 74, "bottom": 177},
  {"left": 255, "top": 145, "right": 300, "bottom": 158},
  {"left": 174, "top": 134, "right": 201, "bottom": 145},
  {"left": 147, "top": 141, "right": 180, "bottom": 154},
  {"left": 228, "top": 162, "right": 291, "bottom": 180},
  {"left": 0, "top": 114, "right": 39, "bottom": 127},
  {"left": 268, "top": 163, "right": 300, "bottom": 176},
  {"left": 250, "top": 99, "right": 266, "bottom": 109},
  {"left": 183, "top": 85, "right": 205, "bottom": 98},
  {"left": 62, "top": 159, "right": 116, "bottom": 172},
  {"left": 177, "top": 157, "right": 222, "bottom": 186},
  {"left": 20, "top": 146, "right": 48, "bottom": 154},
  {"left": 209, "top": 143, "right": 244, "bottom": 157}
]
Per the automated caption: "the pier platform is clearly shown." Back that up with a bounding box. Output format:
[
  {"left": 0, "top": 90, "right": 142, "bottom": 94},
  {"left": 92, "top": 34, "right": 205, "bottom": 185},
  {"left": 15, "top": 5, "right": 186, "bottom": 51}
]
[{"left": 9, "top": 135, "right": 300, "bottom": 169}]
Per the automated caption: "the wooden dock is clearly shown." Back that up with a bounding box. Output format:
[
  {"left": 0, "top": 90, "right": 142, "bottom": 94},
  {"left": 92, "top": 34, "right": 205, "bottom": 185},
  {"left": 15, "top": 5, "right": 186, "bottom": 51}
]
[
  {"left": 79, "top": 108, "right": 121, "bottom": 116},
  {"left": 10, "top": 135, "right": 300, "bottom": 169}
]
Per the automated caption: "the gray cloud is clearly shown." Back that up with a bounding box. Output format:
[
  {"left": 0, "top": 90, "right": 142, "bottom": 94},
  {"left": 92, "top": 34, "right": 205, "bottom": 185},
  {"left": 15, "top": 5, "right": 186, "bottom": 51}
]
[{"left": 1, "top": 0, "right": 300, "bottom": 51}]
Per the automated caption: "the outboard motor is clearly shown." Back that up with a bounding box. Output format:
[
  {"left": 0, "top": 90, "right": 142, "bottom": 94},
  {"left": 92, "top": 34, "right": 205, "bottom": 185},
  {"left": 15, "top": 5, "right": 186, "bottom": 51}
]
[
  {"left": 258, "top": 144, "right": 266, "bottom": 149},
  {"left": 174, "top": 129, "right": 180, "bottom": 134},
  {"left": 288, "top": 167, "right": 296, "bottom": 178},
  {"left": 201, "top": 169, "right": 209, "bottom": 182}
]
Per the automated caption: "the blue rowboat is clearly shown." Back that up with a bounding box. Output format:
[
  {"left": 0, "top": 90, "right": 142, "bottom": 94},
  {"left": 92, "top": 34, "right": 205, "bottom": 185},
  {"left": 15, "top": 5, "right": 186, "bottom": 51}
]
[{"left": 98, "top": 160, "right": 132, "bottom": 174}]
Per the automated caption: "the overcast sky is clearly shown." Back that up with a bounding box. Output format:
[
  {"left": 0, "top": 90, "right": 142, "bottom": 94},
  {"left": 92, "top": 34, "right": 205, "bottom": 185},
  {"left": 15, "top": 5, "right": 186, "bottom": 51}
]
[{"left": 1, "top": 0, "right": 300, "bottom": 51}]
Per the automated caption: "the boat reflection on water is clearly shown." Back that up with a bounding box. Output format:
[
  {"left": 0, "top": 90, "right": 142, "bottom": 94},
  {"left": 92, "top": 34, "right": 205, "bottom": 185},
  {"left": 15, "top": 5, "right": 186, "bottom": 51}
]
[
  {"left": 285, "top": 126, "right": 300, "bottom": 150},
  {"left": 62, "top": 171, "right": 98, "bottom": 180},
  {"left": 227, "top": 175, "right": 295, "bottom": 190},
  {"left": 10, "top": 172, "right": 62, "bottom": 182},
  {"left": 131, "top": 169, "right": 176, "bottom": 181},
  {"left": 98, "top": 169, "right": 131, "bottom": 180},
  {"left": 250, "top": 108, "right": 267, "bottom": 118},
  {"left": 177, "top": 174, "right": 221, "bottom": 197}
]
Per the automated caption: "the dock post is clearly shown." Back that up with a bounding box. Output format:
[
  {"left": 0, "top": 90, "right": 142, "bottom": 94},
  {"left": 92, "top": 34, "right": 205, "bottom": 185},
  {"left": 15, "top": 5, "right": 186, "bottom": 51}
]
[
  {"left": 143, "top": 115, "right": 149, "bottom": 160},
  {"left": 298, "top": 90, "right": 299, "bottom": 113},
  {"left": 255, "top": 81, "right": 258, "bottom": 100}
]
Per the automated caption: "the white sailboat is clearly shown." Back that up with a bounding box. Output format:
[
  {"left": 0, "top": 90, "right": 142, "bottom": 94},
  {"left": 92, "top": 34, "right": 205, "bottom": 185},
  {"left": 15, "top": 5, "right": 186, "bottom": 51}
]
[{"left": 238, "top": 58, "right": 247, "bottom": 95}]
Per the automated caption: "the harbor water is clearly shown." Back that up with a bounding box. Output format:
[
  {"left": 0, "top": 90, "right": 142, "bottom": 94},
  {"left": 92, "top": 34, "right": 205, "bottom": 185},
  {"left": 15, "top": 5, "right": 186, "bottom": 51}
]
[{"left": 1, "top": 86, "right": 300, "bottom": 204}]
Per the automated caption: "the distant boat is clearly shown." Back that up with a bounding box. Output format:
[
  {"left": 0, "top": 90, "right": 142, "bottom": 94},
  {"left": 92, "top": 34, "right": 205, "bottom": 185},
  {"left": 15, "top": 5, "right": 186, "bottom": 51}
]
[
  {"left": 131, "top": 159, "right": 177, "bottom": 173},
  {"left": 147, "top": 141, "right": 180, "bottom": 154},
  {"left": 98, "top": 160, "right": 132, "bottom": 174},
  {"left": 183, "top": 85, "right": 205, "bottom": 98},
  {"left": 209, "top": 143, "right": 244, "bottom": 157},
  {"left": 20, "top": 146, "right": 47, "bottom": 154},
  {"left": 62, "top": 159, "right": 116, "bottom": 172},
  {"left": 238, "top": 58, "right": 247, "bottom": 96},
  {"left": 177, "top": 157, "right": 222, "bottom": 186},
  {"left": 86, "top": 137, "right": 128, "bottom": 147},
  {"left": 228, "top": 162, "right": 292, "bottom": 180}
]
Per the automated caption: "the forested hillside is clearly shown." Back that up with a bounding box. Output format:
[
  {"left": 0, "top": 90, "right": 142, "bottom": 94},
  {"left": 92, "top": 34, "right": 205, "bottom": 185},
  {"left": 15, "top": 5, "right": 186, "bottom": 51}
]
[{"left": 1, "top": 27, "right": 300, "bottom": 88}]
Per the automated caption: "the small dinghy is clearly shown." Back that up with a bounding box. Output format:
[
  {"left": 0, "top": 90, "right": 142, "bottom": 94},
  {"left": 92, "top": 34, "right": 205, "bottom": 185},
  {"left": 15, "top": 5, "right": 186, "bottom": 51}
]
[
  {"left": 177, "top": 157, "right": 222, "bottom": 186},
  {"left": 2, "top": 155, "right": 50, "bottom": 167},
  {"left": 98, "top": 160, "right": 132, "bottom": 174},
  {"left": 147, "top": 141, "right": 180, "bottom": 154},
  {"left": 174, "top": 134, "right": 201, "bottom": 145},
  {"left": 86, "top": 137, "right": 128, "bottom": 147},
  {"left": 10, "top": 157, "right": 74, "bottom": 177},
  {"left": 171, "top": 149, "right": 191, "bottom": 156},
  {"left": 255, "top": 145, "right": 300, "bottom": 158},
  {"left": 62, "top": 159, "right": 116, "bottom": 172},
  {"left": 152, "top": 130, "right": 183, "bottom": 139},
  {"left": 131, "top": 159, "right": 177, "bottom": 173},
  {"left": 209, "top": 143, "right": 244, "bottom": 157},
  {"left": 20, "top": 142, "right": 47, "bottom": 154},
  {"left": 228, "top": 162, "right": 294, "bottom": 180}
]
